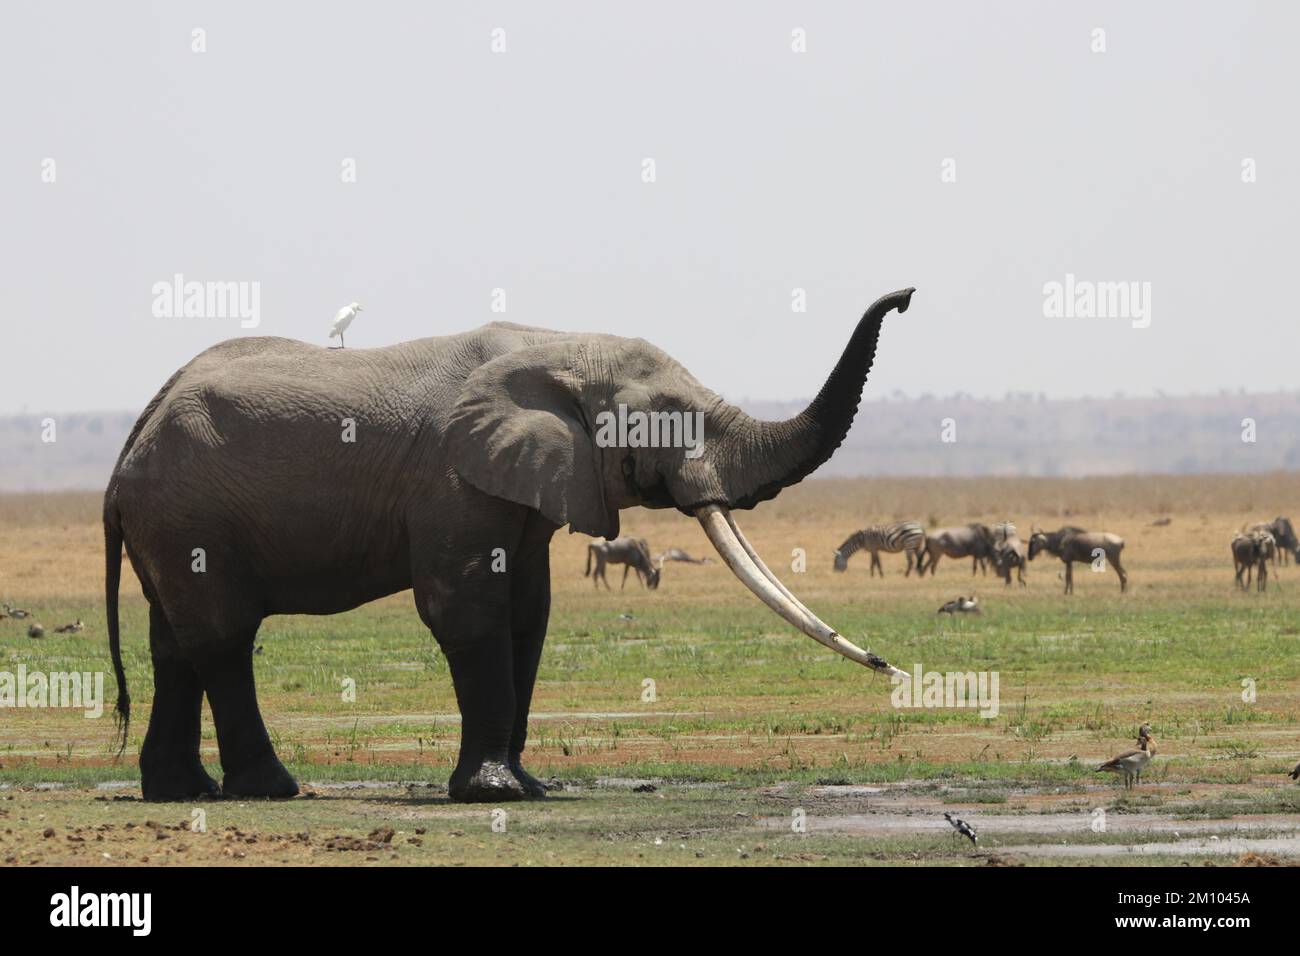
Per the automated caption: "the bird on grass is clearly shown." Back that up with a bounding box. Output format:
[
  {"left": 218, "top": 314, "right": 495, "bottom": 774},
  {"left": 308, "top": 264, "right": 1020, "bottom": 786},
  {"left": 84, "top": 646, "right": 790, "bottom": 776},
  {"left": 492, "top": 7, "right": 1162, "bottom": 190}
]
[
  {"left": 1096, "top": 723, "right": 1155, "bottom": 789},
  {"left": 27, "top": 623, "right": 45, "bottom": 639},
  {"left": 54, "top": 619, "right": 84, "bottom": 634},
  {"left": 2, "top": 603, "right": 31, "bottom": 620},
  {"left": 938, "top": 595, "right": 980, "bottom": 615},
  {"left": 329, "top": 302, "right": 364, "bottom": 348},
  {"left": 1289, "top": 761, "right": 1299, "bottom": 782},
  {"left": 943, "top": 811, "right": 978, "bottom": 846}
]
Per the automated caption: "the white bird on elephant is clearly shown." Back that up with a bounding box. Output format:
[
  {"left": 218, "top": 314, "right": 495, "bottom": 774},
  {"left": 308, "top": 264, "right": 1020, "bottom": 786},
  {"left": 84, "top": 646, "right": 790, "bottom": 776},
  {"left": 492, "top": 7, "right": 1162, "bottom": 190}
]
[{"left": 329, "top": 302, "right": 364, "bottom": 348}]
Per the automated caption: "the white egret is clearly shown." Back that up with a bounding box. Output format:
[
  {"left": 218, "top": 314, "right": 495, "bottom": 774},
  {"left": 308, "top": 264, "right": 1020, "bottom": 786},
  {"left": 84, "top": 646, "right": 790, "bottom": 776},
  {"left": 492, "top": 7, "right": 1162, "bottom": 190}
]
[{"left": 329, "top": 302, "right": 364, "bottom": 348}]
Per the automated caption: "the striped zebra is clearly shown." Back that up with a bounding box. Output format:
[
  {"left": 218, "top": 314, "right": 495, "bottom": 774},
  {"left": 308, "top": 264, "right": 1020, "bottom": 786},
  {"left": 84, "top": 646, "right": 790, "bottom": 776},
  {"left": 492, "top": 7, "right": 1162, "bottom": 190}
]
[{"left": 833, "top": 522, "right": 927, "bottom": 577}]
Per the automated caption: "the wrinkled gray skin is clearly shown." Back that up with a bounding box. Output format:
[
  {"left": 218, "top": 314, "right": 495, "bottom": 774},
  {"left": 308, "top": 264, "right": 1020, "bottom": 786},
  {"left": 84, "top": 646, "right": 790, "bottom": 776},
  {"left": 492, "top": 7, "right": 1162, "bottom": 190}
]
[
  {"left": 919, "top": 524, "right": 994, "bottom": 577},
  {"left": 585, "top": 537, "right": 660, "bottom": 590},
  {"left": 105, "top": 288, "right": 913, "bottom": 803}
]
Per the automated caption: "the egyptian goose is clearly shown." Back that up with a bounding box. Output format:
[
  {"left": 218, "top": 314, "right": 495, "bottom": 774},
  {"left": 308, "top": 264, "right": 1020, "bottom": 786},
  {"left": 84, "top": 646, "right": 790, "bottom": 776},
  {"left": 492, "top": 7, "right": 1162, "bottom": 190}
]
[
  {"left": 1096, "top": 724, "right": 1155, "bottom": 789},
  {"left": 938, "top": 595, "right": 980, "bottom": 615}
]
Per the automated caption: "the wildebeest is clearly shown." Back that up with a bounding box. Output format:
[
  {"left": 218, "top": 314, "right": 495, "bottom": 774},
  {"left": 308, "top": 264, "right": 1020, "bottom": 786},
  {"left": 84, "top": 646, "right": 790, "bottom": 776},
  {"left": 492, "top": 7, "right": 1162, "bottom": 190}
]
[
  {"left": 990, "top": 522, "right": 1027, "bottom": 587},
  {"left": 833, "top": 522, "right": 927, "bottom": 577},
  {"left": 585, "top": 537, "right": 661, "bottom": 590},
  {"left": 1232, "top": 530, "right": 1274, "bottom": 592},
  {"left": 1027, "top": 526, "right": 1127, "bottom": 594},
  {"left": 918, "top": 524, "right": 995, "bottom": 577},
  {"left": 1248, "top": 517, "right": 1297, "bottom": 567}
]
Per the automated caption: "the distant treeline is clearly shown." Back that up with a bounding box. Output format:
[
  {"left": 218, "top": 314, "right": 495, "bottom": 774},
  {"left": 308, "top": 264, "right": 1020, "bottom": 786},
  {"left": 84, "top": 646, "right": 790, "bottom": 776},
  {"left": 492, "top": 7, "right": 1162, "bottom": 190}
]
[{"left": 1, "top": 392, "right": 1298, "bottom": 492}]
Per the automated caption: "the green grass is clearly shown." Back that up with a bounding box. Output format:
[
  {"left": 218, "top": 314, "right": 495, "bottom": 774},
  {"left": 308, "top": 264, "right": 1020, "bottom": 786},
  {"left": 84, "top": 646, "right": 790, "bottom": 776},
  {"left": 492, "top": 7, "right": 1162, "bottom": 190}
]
[{"left": 3, "top": 583, "right": 1300, "bottom": 865}]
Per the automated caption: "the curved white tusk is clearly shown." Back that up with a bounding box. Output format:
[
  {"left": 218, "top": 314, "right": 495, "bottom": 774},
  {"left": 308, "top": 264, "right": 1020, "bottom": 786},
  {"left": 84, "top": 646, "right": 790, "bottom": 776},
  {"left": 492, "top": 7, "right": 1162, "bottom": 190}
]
[
  {"left": 696, "top": 504, "right": 907, "bottom": 677},
  {"left": 724, "top": 511, "right": 821, "bottom": 623}
]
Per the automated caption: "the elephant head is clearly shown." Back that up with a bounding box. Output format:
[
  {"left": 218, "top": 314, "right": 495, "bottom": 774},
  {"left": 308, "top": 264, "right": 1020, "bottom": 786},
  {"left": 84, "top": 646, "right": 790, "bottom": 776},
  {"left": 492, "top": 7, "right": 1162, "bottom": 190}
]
[{"left": 447, "top": 288, "right": 915, "bottom": 676}]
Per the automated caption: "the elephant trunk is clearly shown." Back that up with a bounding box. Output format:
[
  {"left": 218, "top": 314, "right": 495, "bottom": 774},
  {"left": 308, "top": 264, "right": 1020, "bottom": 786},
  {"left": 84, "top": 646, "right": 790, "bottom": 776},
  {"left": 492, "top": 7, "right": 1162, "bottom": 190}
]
[{"left": 719, "top": 288, "right": 914, "bottom": 510}]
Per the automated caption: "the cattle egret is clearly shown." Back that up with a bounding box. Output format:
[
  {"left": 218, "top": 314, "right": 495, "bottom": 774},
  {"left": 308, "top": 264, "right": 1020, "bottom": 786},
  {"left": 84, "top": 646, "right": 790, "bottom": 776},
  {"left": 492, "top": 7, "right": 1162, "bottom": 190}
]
[{"left": 329, "top": 302, "right": 364, "bottom": 348}]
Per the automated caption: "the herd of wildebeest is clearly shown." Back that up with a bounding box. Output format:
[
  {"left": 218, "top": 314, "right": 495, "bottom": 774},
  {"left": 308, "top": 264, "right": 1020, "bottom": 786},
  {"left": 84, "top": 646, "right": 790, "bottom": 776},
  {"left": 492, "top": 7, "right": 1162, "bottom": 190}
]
[{"left": 585, "top": 516, "right": 1300, "bottom": 596}]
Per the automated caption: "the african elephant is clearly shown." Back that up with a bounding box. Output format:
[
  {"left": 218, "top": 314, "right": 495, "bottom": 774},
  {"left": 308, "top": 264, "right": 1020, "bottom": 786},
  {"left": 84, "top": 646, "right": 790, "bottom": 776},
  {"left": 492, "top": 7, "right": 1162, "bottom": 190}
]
[{"left": 105, "top": 288, "right": 914, "bottom": 803}]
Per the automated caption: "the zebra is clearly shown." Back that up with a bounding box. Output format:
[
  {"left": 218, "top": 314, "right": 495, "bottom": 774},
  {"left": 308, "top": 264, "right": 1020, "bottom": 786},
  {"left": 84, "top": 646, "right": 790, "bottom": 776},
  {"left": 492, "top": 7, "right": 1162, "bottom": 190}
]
[{"left": 833, "top": 522, "right": 926, "bottom": 577}]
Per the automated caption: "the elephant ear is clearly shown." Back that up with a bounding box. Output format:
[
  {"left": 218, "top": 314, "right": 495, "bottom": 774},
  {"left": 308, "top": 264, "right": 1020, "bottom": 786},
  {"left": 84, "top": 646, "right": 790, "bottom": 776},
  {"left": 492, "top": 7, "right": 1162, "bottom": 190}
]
[{"left": 446, "top": 341, "right": 619, "bottom": 539}]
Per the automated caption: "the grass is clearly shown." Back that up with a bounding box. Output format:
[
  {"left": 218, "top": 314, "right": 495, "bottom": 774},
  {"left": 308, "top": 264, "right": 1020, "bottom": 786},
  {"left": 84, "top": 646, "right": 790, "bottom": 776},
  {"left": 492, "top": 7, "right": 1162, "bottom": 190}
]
[{"left": 2, "top": 477, "right": 1300, "bottom": 865}]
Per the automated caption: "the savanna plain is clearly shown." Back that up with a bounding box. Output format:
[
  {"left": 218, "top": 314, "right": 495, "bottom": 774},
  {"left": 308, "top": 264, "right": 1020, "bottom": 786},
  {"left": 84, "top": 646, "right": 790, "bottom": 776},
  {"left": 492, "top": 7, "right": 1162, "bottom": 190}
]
[{"left": 2, "top": 475, "right": 1298, "bottom": 866}]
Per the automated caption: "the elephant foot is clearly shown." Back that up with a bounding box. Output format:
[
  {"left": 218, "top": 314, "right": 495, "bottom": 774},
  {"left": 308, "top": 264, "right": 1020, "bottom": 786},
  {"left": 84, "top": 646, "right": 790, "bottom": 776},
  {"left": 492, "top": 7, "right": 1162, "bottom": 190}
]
[
  {"left": 141, "top": 759, "right": 221, "bottom": 802},
  {"left": 222, "top": 754, "right": 299, "bottom": 799},
  {"left": 448, "top": 758, "right": 528, "bottom": 803},
  {"left": 509, "top": 756, "right": 553, "bottom": 798}
]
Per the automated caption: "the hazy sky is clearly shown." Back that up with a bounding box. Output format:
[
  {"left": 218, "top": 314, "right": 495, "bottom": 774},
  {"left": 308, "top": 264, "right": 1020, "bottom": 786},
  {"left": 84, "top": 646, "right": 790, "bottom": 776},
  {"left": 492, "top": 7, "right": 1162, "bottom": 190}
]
[{"left": 4, "top": 0, "right": 1297, "bottom": 416}]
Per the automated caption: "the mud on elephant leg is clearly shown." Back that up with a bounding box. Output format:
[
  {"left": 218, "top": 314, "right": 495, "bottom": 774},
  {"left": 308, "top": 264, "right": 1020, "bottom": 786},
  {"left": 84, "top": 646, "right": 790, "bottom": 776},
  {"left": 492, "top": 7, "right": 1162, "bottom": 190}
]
[
  {"left": 194, "top": 636, "right": 299, "bottom": 799},
  {"left": 140, "top": 604, "right": 220, "bottom": 801}
]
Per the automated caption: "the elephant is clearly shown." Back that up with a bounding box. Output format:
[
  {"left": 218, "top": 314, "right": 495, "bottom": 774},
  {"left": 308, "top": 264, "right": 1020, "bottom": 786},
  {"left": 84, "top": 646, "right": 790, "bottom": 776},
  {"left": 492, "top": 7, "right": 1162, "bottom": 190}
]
[{"left": 104, "top": 287, "right": 915, "bottom": 803}]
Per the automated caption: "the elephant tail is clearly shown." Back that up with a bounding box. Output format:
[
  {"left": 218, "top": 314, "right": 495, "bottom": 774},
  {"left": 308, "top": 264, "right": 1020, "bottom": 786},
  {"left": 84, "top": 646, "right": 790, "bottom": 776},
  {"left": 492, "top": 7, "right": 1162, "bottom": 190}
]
[{"left": 104, "top": 493, "right": 130, "bottom": 756}]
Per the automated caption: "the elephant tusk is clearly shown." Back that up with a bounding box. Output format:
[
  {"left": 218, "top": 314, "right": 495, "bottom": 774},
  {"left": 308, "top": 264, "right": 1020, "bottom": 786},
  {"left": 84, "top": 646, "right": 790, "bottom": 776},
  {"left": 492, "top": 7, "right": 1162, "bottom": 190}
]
[{"left": 696, "top": 504, "right": 907, "bottom": 678}]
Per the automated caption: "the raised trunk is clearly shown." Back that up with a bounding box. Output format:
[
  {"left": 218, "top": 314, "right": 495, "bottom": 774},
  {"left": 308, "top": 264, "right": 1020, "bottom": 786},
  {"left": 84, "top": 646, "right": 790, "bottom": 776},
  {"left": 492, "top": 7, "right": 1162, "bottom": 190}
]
[{"left": 720, "top": 288, "right": 913, "bottom": 509}]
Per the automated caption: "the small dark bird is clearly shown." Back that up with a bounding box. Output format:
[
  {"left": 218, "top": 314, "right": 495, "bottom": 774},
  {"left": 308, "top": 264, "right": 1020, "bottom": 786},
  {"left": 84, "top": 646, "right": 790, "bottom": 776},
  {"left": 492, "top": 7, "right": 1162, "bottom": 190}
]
[
  {"left": 938, "top": 595, "right": 980, "bottom": 615},
  {"left": 27, "top": 623, "right": 45, "bottom": 639},
  {"left": 1289, "top": 761, "right": 1299, "bottom": 782},
  {"left": 617, "top": 613, "right": 635, "bottom": 622},
  {"left": 944, "top": 811, "right": 977, "bottom": 845},
  {"left": 54, "top": 619, "right": 84, "bottom": 634}
]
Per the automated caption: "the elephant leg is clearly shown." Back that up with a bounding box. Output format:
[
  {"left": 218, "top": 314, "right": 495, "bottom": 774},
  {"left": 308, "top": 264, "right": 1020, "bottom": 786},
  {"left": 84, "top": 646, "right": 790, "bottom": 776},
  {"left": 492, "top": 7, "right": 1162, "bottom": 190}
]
[
  {"left": 440, "top": 623, "right": 521, "bottom": 802},
  {"left": 1064, "top": 562, "right": 1073, "bottom": 595},
  {"left": 1113, "top": 556, "right": 1128, "bottom": 593},
  {"left": 194, "top": 634, "right": 299, "bottom": 799},
  {"left": 140, "top": 604, "right": 219, "bottom": 801},
  {"left": 622, "top": 564, "right": 630, "bottom": 590},
  {"left": 507, "top": 518, "right": 555, "bottom": 798}
]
